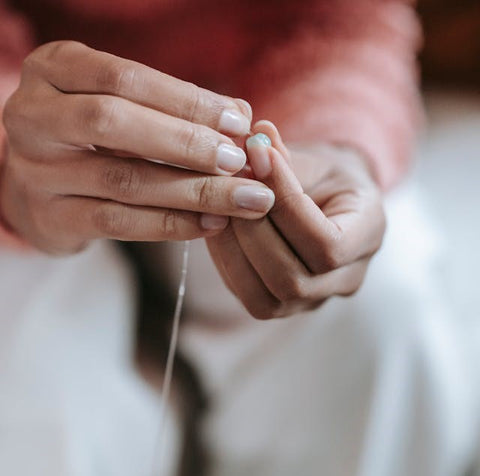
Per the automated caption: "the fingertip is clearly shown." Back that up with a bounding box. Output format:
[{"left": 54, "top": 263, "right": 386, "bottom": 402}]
[
  {"left": 246, "top": 132, "right": 272, "bottom": 149},
  {"left": 235, "top": 99, "right": 253, "bottom": 122},
  {"left": 254, "top": 119, "right": 278, "bottom": 133},
  {"left": 200, "top": 213, "right": 230, "bottom": 231},
  {"left": 218, "top": 108, "right": 251, "bottom": 137},
  {"left": 234, "top": 164, "right": 255, "bottom": 179},
  {"left": 253, "top": 120, "right": 290, "bottom": 160},
  {"left": 216, "top": 143, "right": 247, "bottom": 175},
  {"left": 233, "top": 185, "right": 275, "bottom": 214},
  {"left": 246, "top": 133, "right": 273, "bottom": 180},
  {"left": 253, "top": 120, "right": 280, "bottom": 144}
]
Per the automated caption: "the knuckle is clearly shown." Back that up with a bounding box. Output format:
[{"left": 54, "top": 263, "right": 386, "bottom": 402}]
[
  {"left": 193, "top": 176, "right": 216, "bottom": 210},
  {"left": 102, "top": 162, "right": 141, "bottom": 200},
  {"left": 29, "top": 195, "right": 60, "bottom": 246},
  {"left": 23, "top": 41, "right": 87, "bottom": 81},
  {"left": 246, "top": 300, "right": 283, "bottom": 321},
  {"left": 179, "top": 123, "right": 198, "bottom": 160},
  {"left": 3, "top": 90, "right": 50, "bottom": 153},
  {"left": 185, "top": 83, "right": 202, "bottom": 122},
  {"left": 2, "top": 93, "right": 20, "bottom": 132},
  {"left": 178, "top": 123, "right": 213, "bottom": 164},
  {"left": 184, "top": 83, "right": 225, "bottom": 127},
  {"left": 92, "top": 204, "right": 127, "bottom": 237},
  {"left": 33, "top": 41, "right": 85, "bottom": 65},
  {"left": 322, "top": 240, "right": 346, "bottom": 271},
  {"left": 276, "top": 274, "right": 310, "bottom": 302},
  {"left": 2, "top": 92, "right": 35, "bottom": 144},
  {"left": 96, "top": 62, "right": 137, "bottom": 95},
  {"left": 21, "top": 53, "right": 41, "bottom": 76},
  {"left": 159, "top": 208, "right": 179, "bottom": 239},
  {"left": 81, "top": 96, "right": 118, "bottom": 138}
]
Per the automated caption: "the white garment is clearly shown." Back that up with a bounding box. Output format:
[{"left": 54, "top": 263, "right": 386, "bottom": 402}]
[{"left": 0, "top": 241, "right": 181, "bottom": 476}]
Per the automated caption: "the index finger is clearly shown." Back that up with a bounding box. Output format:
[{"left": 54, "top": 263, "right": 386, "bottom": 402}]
[{"left": 30, "top": 41, "right": 252, "bottom": 136}]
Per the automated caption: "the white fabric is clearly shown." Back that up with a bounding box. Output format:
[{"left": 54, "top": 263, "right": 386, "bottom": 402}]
[{"left": 0, "top": 241, "right": 181, "bottom": 476}]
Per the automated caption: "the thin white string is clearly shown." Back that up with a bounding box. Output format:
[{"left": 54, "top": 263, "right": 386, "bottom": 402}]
[{"left": 151, "top": 240, "right": 190, "bottom": 476}]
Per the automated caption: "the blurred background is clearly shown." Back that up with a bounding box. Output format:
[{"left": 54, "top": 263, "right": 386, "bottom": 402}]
[
  {"left": 415, "top": 0, "right": 479, "bottom": 330},
  {"left": 413, "top": 3, "right": 480, "bottom": 470},
  {"left": 419, "top": 0, "right": 480, "bottom": 89}
]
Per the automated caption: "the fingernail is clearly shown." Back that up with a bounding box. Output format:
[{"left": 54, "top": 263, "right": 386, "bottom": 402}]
[
  {"left": 234, "top": 185, "right": 275, "bottom": 212},
  {"left": 216, "top": 143, "right": 247, "bottom": 174},
  {"left": 219, "top": 109, "right": 251, "bottom": 136},
  {"left": 201, "top": 213, "right": 229, "bottom": 230},
  {"left": 246, "top": 133, "right": 272, "bottom": 179},
  {"left": 246, "top": 133, "right": 272, "bottom": 148}
]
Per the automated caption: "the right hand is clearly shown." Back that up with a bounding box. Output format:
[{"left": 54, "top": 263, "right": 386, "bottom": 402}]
[{"left": 0, "top": 41, "right": 275, "bottom": 254}]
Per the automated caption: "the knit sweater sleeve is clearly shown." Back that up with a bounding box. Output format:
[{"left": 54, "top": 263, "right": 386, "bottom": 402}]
[
  {"left": 0, "top": 0, "right": 34, "bottom": 248},
  {"left": 236, "top": 0, "right": 423, "bottom": 190}
]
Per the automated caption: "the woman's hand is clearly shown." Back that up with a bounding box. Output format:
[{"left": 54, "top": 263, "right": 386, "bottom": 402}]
[
  {"left": 206, "top": 121, "right": 386, "bottom": 320},
  {"left": 0, "top": 41, "right": 275, "bottom": 254}
]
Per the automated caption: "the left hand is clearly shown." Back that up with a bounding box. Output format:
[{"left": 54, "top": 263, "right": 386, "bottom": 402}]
[{"left": 206, "top": 121, "right": 386, "bottom": 320}]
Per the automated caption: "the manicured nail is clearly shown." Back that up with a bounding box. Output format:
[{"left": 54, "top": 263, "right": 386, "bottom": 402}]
[
  {"left": 201, "top": 213, "right": 229, "bottom": 230},
  {"left": 219, "top": 109, "right": 251, "bottom": 136},
  {"left": 216, "top": 143, "right": 247, "bottom": 174},
  {"left": 233, "top": 185, "right": 275, "bottom": 212},
  {"left": 246, "top": 133, "right": 272, "bottom": 179},
  {"left": 246, "top": 133, "right": 271, "bottom": 148}
]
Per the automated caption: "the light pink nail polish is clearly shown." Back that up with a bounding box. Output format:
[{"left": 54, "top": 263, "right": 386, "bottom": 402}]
[
  {"left": 216, "top": 143, "right": 247, "bottom": 174},
  {"left": 201, "top": 214, "right": 229, "bottom": 230},
  {"left": 219, "top": 109, "right": 251, "bottom": 136},
  {"left": 233, "top": 186, "right": 275, "bottom": 212}
]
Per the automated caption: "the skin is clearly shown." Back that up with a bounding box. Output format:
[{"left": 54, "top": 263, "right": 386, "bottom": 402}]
[
  {"left": 0, "top": 41, "right": 386, "bottom": 319},
  {"left": 207, "top": 121, "right": 386, "bottom": 320},
  {"left": 0, "top": 41, "right": 273, "bottom": 254}
]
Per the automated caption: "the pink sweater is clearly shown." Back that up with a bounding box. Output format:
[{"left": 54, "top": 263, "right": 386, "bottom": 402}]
[{"left": 0, "top": 0, "right": 422, "bottom": 248}]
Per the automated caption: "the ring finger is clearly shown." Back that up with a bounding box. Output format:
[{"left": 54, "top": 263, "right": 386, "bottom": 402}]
[{"left": 33, "top": 151, "right": 275, "bottom": 219}]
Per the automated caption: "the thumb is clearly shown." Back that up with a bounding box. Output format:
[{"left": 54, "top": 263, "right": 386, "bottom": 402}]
[{"left": 246, "top": 122, "right": 302, "bottom": 200}]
